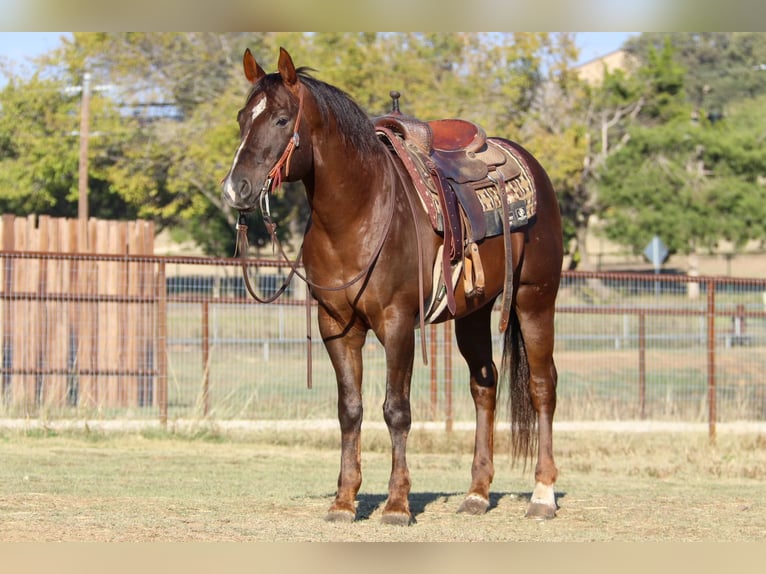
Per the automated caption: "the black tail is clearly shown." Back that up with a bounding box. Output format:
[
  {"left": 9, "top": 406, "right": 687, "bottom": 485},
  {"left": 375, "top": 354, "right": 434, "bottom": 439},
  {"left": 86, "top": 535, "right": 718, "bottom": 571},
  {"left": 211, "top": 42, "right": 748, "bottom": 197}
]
[{"left": 500, "top": 309, "right": 537, "bottom": 465}]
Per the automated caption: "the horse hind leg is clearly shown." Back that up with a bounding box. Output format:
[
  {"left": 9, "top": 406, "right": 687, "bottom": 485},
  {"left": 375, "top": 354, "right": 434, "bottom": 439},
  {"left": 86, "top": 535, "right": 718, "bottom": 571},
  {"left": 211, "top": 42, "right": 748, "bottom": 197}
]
[
  {"left": 509, "top": 292, "right": 559, "bottom": 520},
  {"left": 454, "top": 304, "right": 497, "bottom": 515}
]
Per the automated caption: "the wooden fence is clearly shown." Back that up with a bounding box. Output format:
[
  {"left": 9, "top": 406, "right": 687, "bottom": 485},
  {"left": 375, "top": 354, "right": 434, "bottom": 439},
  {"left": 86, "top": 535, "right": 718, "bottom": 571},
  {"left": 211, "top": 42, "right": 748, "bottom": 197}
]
[{"left": 1, "top": 215, "right": 162, "bottom": 417}]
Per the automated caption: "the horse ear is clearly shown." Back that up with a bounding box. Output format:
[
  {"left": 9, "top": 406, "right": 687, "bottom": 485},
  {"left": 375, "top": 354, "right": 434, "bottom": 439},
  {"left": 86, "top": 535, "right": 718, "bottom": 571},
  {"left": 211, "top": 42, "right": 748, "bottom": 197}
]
[
  {"left": 243, "top": 48, "right": 266, "bottom": 84},
  {"left": 277, "top": 47, "right": 299, "bottom": 88}
]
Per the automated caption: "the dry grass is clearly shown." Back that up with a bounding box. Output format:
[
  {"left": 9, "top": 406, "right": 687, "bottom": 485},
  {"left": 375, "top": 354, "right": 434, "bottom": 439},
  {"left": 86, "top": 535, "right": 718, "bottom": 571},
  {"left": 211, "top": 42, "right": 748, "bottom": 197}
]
[{"left": 0, "top": 427, "right": 764, "bottom": 541}]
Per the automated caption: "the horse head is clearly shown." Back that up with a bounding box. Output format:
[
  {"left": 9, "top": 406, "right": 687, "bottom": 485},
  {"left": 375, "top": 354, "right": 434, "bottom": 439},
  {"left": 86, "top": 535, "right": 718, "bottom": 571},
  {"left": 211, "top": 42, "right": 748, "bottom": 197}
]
[{"left": 222, "top": 48, "right": 312, "bottom": 213}]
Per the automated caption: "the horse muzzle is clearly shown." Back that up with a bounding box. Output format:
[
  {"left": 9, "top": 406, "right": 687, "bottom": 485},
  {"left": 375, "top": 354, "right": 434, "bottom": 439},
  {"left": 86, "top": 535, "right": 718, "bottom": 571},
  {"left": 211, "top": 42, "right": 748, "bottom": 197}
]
[{"left": 222, "top": 175, "right": 264, "bottom": 212}]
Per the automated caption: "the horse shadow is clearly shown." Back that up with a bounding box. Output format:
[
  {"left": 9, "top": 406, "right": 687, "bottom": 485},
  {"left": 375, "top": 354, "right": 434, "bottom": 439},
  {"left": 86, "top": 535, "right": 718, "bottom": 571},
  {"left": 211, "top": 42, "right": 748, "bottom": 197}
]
[{"left": 354, "top": 490, "right": 568, "bottom": 521}]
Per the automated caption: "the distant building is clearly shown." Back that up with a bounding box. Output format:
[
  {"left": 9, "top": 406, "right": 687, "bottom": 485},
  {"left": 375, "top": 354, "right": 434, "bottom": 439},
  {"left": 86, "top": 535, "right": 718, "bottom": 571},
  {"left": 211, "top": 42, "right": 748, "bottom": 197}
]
[{"left": 574, "top": 49, "right": 637, "bottom": 85}]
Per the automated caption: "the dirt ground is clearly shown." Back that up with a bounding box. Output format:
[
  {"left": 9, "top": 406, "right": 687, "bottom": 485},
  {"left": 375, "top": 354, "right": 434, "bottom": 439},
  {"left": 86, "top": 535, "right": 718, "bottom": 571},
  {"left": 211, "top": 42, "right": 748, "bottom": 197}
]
[{"left": 0, "top": 426, "right": 764, "bottom": 542}]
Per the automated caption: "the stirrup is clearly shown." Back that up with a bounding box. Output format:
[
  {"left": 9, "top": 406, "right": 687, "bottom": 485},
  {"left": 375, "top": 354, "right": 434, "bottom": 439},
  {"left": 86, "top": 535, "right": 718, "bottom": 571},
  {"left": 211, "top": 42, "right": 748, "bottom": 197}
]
[{"left": 463, "top": 242, "right": 485, "bottom": 298}]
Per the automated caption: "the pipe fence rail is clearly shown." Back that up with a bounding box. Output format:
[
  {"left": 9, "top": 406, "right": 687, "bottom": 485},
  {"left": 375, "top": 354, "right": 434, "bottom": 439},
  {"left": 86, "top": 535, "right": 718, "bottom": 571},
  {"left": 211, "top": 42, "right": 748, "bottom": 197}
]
[{"left": 2, "top": 250, "right": 765, "bottom": 437}]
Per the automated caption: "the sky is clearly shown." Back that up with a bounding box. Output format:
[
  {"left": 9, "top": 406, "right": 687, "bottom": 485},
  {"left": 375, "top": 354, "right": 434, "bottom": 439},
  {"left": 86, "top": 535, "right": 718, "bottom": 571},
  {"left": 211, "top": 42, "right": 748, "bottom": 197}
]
[
  {"left": 0, "top": 31, "right": 68, "bottom": 63},
  {"left": 0, "top": 31, "right": 636, "bottom": 69}
]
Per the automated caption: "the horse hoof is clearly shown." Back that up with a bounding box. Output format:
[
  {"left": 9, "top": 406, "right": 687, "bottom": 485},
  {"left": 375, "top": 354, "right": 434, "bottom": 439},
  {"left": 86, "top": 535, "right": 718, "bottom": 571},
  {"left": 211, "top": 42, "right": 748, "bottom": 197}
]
[
  {"left": 381, "top": 512, "right": 413, "bottom": 526},
  {"left": 525, "top": 502, "right": 557, "bottom": 520},
  {"left": 526, "top": 481, "right": 557, "bottom": 519},
  {"left": 325, "top": 509, "right": 356, "bottom": 523},
  {"left": 457, "top": 494, "right": 489, "bottom": 515}
]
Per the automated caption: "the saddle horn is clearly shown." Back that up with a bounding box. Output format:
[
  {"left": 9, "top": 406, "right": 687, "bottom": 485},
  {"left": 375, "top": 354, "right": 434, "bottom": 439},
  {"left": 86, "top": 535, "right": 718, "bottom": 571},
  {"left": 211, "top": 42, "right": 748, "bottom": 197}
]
[{"left": 389, "top": 90, "right": 401, "bottom": 114}]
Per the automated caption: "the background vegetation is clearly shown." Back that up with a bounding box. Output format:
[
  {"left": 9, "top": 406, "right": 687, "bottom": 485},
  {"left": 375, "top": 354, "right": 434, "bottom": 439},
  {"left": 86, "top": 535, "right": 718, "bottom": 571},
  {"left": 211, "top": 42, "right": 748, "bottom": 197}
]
[{"left": 2, "top": 32, "right": 766, "bottom": 265}]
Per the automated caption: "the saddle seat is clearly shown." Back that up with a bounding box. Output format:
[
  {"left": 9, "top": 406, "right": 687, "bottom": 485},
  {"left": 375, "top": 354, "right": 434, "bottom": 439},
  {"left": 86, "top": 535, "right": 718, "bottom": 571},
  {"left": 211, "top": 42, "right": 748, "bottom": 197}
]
[
  {"left": 375, "top": 114, "right": 487, "bottom": 154},
  {"left": 430, "top": 118, "right": 486, "bottom": 153}
]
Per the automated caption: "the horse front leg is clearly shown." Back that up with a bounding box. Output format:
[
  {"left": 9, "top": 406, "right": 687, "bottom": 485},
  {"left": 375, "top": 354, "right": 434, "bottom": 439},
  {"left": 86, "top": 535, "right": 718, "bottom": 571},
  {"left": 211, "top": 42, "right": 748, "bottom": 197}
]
[
  {"left": 379, "top": 320, "right": 416, "bottom": 525},
  {"left": 320, "top": 310, "right": 367, "bottom": 523},
  {"left": 455, "top": 303, "right": 497, "bottom": 515}
]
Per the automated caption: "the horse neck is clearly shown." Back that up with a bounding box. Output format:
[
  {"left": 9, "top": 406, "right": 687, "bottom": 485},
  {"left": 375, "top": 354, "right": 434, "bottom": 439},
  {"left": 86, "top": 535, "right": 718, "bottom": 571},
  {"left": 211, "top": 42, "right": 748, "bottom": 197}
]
[{"left": 304, "top": 127, "right": 395, "bottom": 233}]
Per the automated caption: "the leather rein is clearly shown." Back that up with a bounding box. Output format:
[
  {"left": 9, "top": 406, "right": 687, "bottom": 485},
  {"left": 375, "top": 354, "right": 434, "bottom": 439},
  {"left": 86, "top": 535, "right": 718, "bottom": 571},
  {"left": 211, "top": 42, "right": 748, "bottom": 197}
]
[{"left": 234, "top": 84, "right": 428, "bottom": 388}]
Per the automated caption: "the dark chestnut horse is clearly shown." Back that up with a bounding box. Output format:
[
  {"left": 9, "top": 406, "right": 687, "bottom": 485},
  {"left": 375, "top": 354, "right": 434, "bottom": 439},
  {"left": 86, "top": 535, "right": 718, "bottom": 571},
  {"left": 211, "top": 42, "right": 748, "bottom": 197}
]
[{"left": 222, "top": 48, "right": 563, "bottom": 524}]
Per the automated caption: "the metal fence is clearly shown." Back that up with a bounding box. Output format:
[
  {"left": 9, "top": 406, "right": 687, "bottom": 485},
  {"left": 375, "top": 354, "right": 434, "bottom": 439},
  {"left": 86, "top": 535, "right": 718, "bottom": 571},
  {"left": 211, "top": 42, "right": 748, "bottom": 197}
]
[{"left": 2, "top": 250, "right": 765, "bottom": 431}]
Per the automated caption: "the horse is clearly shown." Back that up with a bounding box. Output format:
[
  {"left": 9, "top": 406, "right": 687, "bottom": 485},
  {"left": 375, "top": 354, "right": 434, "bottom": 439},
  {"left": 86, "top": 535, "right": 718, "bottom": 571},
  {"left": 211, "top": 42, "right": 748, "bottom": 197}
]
[{"left": 221, "top": 47, "right": 563, "bottom": 525}]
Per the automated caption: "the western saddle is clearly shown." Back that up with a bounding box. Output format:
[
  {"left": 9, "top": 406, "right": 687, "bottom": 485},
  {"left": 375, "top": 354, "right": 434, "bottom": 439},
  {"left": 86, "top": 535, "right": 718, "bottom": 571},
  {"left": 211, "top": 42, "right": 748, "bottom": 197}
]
[{"left": 374, "top": 91, "right": 526, "bottom": 315}]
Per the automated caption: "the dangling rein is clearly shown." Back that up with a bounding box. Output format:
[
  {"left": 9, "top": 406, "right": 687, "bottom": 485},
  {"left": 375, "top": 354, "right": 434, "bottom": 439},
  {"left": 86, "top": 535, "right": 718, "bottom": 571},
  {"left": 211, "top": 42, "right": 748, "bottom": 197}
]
[
  {"left": 233, "top": 84, "right": 407, "bottom": 390},
  {"left": 234, "top": 84, "right": 311, "bottom": 385}
]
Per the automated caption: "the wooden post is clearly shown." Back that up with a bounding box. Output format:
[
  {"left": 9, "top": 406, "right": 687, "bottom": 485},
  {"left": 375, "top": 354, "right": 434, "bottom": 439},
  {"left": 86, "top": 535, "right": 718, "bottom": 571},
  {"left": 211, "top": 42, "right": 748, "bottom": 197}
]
[
  {"left": 46, "top": 219, "right": 67, "bottom": 408},
  {"left": 12, "top": 216, "right": 34, "bottom": 412},
  {"left": 116, "top": 222, "right": 128, "bottom": 406},
  {"left": 35, "top": 216, "right": 49, "bottom": 408},
  {"left": 127, "top": 222, "right": 140, "bottom": 407},
  {"left": 2, "top": 214, "right": 14, "bottom": 406}
]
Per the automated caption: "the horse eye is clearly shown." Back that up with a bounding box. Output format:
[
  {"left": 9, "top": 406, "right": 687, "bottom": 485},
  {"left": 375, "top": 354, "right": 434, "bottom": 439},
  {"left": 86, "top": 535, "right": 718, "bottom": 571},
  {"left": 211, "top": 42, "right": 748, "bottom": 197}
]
[{"left": 276, "top": 117, "right": 289, "bottom": 127}]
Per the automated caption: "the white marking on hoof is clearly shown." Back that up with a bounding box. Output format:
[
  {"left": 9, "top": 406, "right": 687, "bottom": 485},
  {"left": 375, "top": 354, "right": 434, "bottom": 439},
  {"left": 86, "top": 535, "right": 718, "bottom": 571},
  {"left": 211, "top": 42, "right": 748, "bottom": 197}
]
[
  {"left": 530, "top": 481, "right": 556, "bottom": 507},
  {"left": 526, "top": 482, "right": 557, "bottom": 519}
]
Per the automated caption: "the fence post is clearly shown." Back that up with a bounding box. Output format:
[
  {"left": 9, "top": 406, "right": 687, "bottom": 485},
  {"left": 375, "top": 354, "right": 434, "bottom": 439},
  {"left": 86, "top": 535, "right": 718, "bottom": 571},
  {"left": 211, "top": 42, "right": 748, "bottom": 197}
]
[
  {"left": 638, "top": 311, "right": 646, "bottom": 419},
  {"left": 202, "top": 300, "right": 210, "bottom": 417},
  {"left": 429, "top": 324, "right": 438, "bottom": 420},
  {"left": 444, "top": 321, "right": 453, "bottom": 433},
  {"left": 157, "top": 260, "right": 168, "bottom": 427},
  {"left": 706, "top": 279, "right": 717, "bottom": 443},
  {"left": 1, "top": 215, "right": 13, "bottom": 406}
]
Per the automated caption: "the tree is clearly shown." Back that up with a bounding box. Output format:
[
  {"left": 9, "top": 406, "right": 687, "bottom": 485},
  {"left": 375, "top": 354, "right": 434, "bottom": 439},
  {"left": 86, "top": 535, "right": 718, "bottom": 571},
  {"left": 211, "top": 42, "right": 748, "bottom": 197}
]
[
  {"left": 520, "top": 32, "right": 647, "bottom": 270},
  {"left": 1, "top": 32, "right": 581, "bottom": 257},
  {"left": 0, "top": 72, "right": 136, "bottom": 220},
  {"left": 595, "top": 39, "right": 766, "bottom": 258},
  {"left": 47, "top": 32, "right": 284, "bottom": 254},
  {"left": 625, "top": 32, "right": 766, "bottom": 119}
]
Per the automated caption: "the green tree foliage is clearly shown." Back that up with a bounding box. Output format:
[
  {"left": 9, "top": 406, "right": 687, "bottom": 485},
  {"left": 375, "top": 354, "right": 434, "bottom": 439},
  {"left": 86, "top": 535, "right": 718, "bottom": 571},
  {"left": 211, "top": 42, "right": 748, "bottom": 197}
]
[
  {"left": 5, "top": 32, "right": 764, "bottom": 262},
  {"left": 596, "top": 38, "right": 766, "bottom": 256},
  {"left": 2, "top": 32, "right": 558, "bottom": 256},
  {"left": 626, "top": 32, "right": 766, "bottom": 117},
  {"left": 0, "top": 73, "right": 135, "bottom": 220}
]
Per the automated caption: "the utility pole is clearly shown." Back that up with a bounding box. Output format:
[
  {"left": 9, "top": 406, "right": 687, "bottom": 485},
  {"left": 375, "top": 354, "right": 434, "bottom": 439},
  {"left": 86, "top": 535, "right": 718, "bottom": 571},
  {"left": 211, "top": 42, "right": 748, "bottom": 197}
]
[
  {"left": 64, "top": 73, "right": 113, "bottom": 229},
  {"left": 78, "top": 72, "right": 91, "bottom": 223}
]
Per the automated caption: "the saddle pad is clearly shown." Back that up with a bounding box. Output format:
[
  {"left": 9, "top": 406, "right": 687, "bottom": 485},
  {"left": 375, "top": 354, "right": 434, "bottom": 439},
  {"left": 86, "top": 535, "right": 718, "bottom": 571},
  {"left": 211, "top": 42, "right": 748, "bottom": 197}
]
[
  {"left": 479, "top": 139, "right": 538, "bottom": 235},
  {"left": 402, "top": 138, "right": 538, "bottom": 238}
]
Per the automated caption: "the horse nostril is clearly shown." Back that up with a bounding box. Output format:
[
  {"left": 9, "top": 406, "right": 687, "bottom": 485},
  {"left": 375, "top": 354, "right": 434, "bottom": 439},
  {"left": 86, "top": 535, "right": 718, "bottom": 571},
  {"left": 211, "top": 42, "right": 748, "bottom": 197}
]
[{"left": 238, "top": 178, "right": 252, "bottom": 199}]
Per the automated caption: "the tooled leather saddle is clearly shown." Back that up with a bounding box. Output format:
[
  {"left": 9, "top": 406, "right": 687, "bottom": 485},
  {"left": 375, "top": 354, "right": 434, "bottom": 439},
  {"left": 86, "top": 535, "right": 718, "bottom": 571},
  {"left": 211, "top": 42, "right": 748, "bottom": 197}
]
[{"left": 374, "top": 91, "right": 535, "bottom": 315}]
